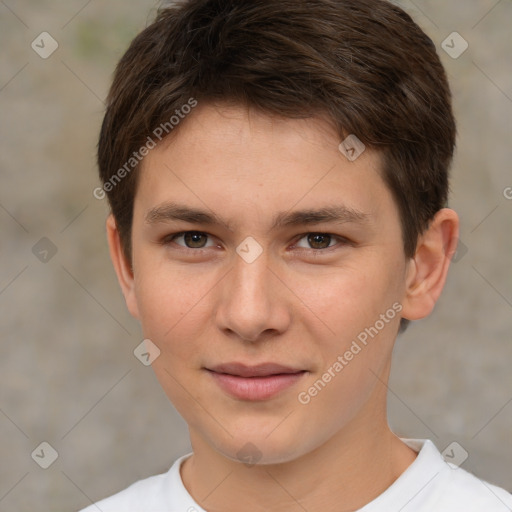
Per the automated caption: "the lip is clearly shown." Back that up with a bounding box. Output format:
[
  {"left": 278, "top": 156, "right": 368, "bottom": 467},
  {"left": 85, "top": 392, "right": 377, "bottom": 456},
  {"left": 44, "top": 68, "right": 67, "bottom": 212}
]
[
  {"left": 206, "top": 362, "right": 307, "bottom": 401},
  {"left": 208, "top": 362, "right": 304, "bottom": 378}
]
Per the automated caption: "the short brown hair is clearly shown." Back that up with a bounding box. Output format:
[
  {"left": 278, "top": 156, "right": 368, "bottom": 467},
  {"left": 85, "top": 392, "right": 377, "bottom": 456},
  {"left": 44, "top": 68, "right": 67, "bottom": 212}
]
[{"left": 98, "top": 0, "right": 455, "bottom": 267}]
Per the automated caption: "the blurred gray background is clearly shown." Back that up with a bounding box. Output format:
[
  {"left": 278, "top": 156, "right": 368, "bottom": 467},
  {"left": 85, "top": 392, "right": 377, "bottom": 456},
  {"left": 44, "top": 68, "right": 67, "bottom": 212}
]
[{"left": 0, "top": 1, "right": 511, "bottom": 510}]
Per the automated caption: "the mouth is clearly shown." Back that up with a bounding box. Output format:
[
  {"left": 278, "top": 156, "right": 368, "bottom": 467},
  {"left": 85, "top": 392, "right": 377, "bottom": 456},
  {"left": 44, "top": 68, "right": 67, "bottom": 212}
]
[{"left": 205, "top": 362, "right": 307, "bottom": 401}]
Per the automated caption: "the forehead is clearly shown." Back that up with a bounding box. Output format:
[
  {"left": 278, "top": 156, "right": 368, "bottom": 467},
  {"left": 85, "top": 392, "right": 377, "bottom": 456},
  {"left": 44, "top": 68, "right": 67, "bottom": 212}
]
[
  {"left": 153, "top": 103, "right": 366, "bottom": 170},
  {"left": 134, "top": 103, "right": 396, "bottom": 231}
]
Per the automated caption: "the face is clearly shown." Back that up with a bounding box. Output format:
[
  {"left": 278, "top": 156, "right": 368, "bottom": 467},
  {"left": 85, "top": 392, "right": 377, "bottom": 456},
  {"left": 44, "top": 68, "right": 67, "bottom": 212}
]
[{"left": 122, "top": 104, "right": 411, "bottom": 464}]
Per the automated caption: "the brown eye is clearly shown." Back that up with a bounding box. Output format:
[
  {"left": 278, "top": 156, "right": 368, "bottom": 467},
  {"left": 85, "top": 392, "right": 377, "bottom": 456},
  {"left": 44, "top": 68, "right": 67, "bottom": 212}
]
[
  {"left": 308, "top": 233, "right": 332, "bottom": 249},
  {"left": 293, "top": 232, "right": 350, "bottom": 254},
  {"left": 306, "top": 233, "right": 333, "bottom": 249},
  {"left": 183, "top": 231, "right": 208, "bottom": 248},
  {"left": 164, "top": 231, "right": 215, "bottom": 249}
]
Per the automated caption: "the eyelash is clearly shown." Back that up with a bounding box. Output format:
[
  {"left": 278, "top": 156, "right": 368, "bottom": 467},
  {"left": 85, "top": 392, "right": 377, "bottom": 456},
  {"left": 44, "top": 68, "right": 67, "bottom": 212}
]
[{"left": 160, "top": 231, "right": 351, "bottom": 256}]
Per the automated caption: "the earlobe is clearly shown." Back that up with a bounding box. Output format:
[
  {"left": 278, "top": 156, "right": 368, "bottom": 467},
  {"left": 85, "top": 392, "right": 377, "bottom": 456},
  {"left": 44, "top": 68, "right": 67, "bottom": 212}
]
[
  {"left": 105, "top": 214, "right": 140, "bottom": 319},
  {"left": 401, "top": 208, "right": 459, "bottom": 321}
]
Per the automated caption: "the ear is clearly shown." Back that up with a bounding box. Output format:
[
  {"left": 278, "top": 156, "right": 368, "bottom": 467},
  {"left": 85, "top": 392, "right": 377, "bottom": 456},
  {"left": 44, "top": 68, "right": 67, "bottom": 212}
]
[
  {"left": 106, "top": 214, "right": 140, "bottom": 319},
  {"left": 401, "top": 208, "right": 460, "bottom": 321}
]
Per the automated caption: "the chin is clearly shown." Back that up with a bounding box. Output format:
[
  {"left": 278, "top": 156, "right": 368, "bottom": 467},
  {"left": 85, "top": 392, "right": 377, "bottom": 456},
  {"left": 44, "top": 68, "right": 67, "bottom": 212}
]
[{"left": 207, "top": 420, "right": 320, "bottom": 467}]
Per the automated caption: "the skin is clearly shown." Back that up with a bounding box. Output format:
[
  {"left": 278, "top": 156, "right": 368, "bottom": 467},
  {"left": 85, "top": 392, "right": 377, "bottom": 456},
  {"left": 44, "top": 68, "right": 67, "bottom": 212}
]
[{"left": 107, "top": 103, "right": 459, "bottom": 512}]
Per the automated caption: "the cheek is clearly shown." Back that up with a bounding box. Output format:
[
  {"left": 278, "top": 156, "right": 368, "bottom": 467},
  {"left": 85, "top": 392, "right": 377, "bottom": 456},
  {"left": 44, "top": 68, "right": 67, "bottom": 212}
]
[
  {"left": 292, "top": 263, "right": 401, "bottom": 425},
  {"left": 294, "top": 259, "right": 399, "bottom": 338},
  {"left": 133, "top": 266, "right": 209, "bottom": 409},
  {"left": 133, "top": 261, "right": 205, "bottom": 349}
]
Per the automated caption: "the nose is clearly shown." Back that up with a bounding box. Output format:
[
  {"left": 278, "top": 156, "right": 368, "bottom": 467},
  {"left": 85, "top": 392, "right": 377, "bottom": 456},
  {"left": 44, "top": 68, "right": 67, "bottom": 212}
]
[{"left": 214, "top": 247, "right": 292, "bottom": 343}]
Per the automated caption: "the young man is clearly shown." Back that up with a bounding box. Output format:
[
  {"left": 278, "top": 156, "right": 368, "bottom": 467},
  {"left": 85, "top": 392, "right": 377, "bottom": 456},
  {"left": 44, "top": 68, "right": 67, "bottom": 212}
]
[{"left": 83, "top": 0, "right": 512, "bottom": 510}]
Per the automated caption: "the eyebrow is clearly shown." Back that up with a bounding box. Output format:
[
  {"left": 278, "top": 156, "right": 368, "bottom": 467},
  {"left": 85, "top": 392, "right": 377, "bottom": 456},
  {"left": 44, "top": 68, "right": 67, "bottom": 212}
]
[{"left": 144, "top": 201, "right": 370, "bottom": 231}]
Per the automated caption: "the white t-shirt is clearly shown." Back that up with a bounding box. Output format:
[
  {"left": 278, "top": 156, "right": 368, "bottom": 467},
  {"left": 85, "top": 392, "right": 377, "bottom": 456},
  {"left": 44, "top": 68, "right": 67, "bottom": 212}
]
[{"left": 79, "top": 438, "right": 512, "bottom": 511}]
